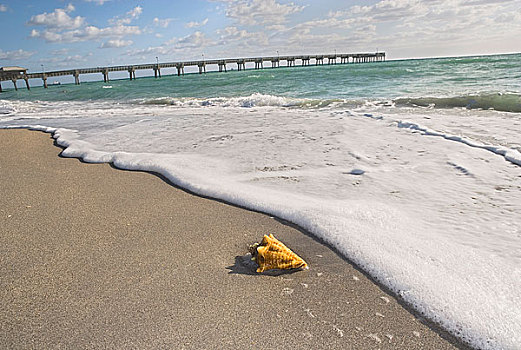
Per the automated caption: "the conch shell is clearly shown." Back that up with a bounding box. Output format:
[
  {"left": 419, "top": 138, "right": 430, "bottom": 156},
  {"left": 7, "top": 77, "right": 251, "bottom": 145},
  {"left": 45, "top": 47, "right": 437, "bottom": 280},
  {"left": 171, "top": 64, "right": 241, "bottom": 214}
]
[{"left": 249, "top": 234, "right": 308, "bottom": 273}]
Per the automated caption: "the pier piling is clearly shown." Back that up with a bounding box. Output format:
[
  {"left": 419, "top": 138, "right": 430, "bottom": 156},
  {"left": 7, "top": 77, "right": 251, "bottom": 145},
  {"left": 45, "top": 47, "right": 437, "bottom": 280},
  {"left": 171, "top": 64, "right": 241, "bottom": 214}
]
[
  {"left": 154, "top": 65, "right": 162, "bottom": 78},
  {"left": 42, "top": 75, "right": 48, "bottom": 88},
  {"left": 218, "top": 61, "right": 227, "bottom": 72},
  {"left": 198, "top": 62, "right": 206, "bottom": 74},
  {"left": 176, "top": 63, "right": 185, "bottom": 76},
  {"left": 128, "top": 67, "right": 136, "bottom": 80},
  {"left": 73, "top": 71, "right": 80, "bottom": 85},
  {"left": 327, "top": 55, "right": 337, "bottom": 64},
  {"left": 11, "top": 79, "right": 17, "bottom": 91}
]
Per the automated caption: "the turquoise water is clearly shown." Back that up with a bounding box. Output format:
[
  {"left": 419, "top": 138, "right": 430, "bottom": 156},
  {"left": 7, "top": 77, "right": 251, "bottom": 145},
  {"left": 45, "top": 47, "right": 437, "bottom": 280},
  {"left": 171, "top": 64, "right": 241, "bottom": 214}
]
[{"left": 2, "top": 54, "right": 521, "bottom": 112}]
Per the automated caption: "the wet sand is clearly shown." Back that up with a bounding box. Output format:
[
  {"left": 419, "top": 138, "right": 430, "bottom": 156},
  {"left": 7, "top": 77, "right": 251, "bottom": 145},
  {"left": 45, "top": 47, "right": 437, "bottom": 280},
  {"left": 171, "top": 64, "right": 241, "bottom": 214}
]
[{"left": 0, "top": 129, "right": 469, "bottom": 349}]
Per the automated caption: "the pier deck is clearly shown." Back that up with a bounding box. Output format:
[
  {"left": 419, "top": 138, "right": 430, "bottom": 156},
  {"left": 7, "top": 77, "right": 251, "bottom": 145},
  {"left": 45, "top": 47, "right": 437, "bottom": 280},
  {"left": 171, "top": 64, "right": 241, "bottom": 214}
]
[{"left": 0, "top": 52, "right": 385, "bottom": 92}]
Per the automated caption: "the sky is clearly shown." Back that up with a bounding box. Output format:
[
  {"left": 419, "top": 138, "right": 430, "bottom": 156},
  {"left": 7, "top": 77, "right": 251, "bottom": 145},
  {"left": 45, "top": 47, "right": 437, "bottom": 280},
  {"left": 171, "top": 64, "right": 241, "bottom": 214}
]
[{"left": 0, "top": 0, "right": 520, "bottom": 72}]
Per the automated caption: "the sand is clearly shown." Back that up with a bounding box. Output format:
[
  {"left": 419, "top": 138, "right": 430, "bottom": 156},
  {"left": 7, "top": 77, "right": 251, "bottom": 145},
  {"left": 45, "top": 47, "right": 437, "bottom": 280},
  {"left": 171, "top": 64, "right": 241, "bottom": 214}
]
[{"left": 0, "top": 129, "right": 469, "bottom": 349}]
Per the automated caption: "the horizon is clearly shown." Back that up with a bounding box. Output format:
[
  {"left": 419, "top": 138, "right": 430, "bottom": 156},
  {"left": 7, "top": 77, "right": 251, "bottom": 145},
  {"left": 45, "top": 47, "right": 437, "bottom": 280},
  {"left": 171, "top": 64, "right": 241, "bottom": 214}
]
[{"left": 1, "top": 0, "right": 520, "bottom": 73}]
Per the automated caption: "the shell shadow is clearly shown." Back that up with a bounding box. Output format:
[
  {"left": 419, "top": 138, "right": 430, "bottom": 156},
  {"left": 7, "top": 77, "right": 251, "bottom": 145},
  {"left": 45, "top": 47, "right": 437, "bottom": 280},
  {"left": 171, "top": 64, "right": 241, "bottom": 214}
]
[{"left": 226, "top": 254, "right": 305, "bottom": 276}]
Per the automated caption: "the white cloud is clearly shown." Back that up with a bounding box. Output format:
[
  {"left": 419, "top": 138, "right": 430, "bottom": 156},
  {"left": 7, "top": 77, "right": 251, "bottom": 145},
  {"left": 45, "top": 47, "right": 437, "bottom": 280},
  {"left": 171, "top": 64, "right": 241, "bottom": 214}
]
[
  {"left": 83, "top": 24, "right": 141, "bottom": 38},
  {"left": 265, "top": 24, "right": 287, "bottom": 32},
  {"left": 129, "top": 31, "right": 213, "bottom": 57},
  {"left": 463, "top": 0, "right": 517, "bottom": 4},
  {"left": 153, "top": 17, "right": 173, "bottom": 28},
  {"left": 110, "top": 6, "right": 142, "bottom": 25},
  {"left": 30, "top": 25, "right": 142, "bottom": 43},
  {"left": 218, "top": 0, "right": 305, "bottom": 25},
  {"left": 173, "top": 31, "right": 212, "bottom": 48},
  {"left": 127, "top": 6, "right": 143, "bottom": 20},
  {"left": 100, "top": 39, "right": 133, "bottom": 48},
  {"left": 84, "top": 0, "right": 110, "bottom": 5},
  {"left": 185, "top": 18, "right": 208, "bottom": 28},
  {"left": 28, "top": 5, "right": 143, "bottom": 44},
  {"left": 0, "top": 4, "right": 8, "bottom": 12},
  {"left": 51, "top": 48, "right": 70, "bottom": 56},
  {"left": 292, "top": 16, "right": 369, "bottom": 32},
  {"left": 217, "top": 26, "right": 268, "bottom": 46},
  {"left": 128, "top": 45, "right": 173, "bottom": 57},
  {"left": 0, "top": 49, "right": 35, "bottom": 61},
  {"left": 342, "top": 0, "right": 425, "bottom": 22},
  {"left": 28, "top": 4, "right": 85, "bottom": 29},
  {"left": 41, "top": 53, "right": 94, "bottom": 67},
  {"left": 494, "top": 10, "right": 521, "bottom": 23}
]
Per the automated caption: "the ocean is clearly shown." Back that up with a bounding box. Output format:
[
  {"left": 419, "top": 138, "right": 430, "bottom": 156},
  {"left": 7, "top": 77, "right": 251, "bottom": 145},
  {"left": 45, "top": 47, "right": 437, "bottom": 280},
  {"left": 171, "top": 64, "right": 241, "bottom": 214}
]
[{"left": 1, "top": 54, "right": 520, "bottom": 349}]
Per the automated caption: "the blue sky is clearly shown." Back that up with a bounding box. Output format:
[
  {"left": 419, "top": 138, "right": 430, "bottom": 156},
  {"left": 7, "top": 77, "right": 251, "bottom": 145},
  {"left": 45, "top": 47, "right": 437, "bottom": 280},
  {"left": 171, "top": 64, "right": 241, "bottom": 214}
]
[{"left": 0, "top": 0, "right": 520, "bottom": 72}]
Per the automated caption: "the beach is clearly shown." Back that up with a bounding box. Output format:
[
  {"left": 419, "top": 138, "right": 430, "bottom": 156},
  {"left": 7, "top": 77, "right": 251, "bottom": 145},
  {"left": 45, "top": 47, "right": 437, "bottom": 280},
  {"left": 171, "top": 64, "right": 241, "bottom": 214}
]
[{"left": 0, "top": 129, "right": 467, "bottom": 349}]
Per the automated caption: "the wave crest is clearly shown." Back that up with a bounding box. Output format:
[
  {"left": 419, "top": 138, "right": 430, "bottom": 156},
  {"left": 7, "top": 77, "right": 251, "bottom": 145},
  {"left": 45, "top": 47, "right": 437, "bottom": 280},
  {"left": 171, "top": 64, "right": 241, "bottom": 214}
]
[
  {"left": 138, "top": 92, "right": 521, "bottom": 113},
  {"left": 0, "top": 101, "right": 15, "bottom": 115},
  {"left": 395, "top": 93, "right": 521, "bottom": 113},
  {"left": 137, "top": 93, "right": 353, "bottom": 109}
]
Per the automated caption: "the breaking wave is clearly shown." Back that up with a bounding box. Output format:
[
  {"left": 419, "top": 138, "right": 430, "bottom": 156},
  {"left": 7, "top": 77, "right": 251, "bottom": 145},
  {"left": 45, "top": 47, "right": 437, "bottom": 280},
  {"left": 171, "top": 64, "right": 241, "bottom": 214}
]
[
  {"left": 137, "top": 92, "right": 521, "bottom": 113},
  {"left": 0, "top": 101, "right": 15, "bottom": 115},
  {"left": 136, "top": 93, "right": 358, "bottom": 109},
  {"left": 395, "top": 93, "right": 521, "bottom": 113}
]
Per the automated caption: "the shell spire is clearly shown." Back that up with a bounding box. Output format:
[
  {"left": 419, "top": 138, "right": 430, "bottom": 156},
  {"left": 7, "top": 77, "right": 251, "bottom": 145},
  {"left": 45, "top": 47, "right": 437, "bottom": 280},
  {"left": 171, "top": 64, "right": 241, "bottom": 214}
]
[{"left": 249, "top": 234, "right": 308, "bottom": 273}]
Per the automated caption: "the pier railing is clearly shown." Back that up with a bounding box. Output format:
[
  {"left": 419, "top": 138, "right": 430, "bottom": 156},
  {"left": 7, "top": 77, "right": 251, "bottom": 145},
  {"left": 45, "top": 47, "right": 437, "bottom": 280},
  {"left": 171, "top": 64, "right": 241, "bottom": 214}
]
[{"left": 0, "top": 52, "right": 385, "bottom": 92}]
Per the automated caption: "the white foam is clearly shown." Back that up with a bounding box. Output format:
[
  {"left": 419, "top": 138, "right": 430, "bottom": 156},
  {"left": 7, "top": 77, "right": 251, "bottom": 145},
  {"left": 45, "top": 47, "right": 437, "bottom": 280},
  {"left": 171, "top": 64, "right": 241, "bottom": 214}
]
[
  {"left": 395, "top": 120, "right": 521, "bottom": 166},
  {"left": 138, "top": 93, "right": 297, "bottom": 108},
  {"left": 0, "top": 101, "right": 15, "bottom": 115},
  {"left": 137, "top": 93, "right": 351, "bottom": 109},
  {"left": 1, "top": 100, "right": 520, "bottom": 349}
]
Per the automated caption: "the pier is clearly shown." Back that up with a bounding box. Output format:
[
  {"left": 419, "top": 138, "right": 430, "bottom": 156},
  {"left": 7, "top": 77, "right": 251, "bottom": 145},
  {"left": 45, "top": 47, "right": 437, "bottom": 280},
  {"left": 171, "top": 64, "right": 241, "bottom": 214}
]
[{"left": 0, "top": 52, "right": 385, "bottom": 92}]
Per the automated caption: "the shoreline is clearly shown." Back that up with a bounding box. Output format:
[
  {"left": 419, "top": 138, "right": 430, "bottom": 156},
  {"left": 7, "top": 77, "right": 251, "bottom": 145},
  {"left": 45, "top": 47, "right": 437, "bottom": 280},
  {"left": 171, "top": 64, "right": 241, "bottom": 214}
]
[{"left": 0, "top": 129, "right": 469, "bottom": 349}]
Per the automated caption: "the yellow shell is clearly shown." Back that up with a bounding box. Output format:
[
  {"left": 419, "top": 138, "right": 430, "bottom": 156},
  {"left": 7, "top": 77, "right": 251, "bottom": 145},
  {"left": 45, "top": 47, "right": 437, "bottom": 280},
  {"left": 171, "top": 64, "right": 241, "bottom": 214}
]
[{"left": 250, "top": 234, "right": 308, "bottom": 273}]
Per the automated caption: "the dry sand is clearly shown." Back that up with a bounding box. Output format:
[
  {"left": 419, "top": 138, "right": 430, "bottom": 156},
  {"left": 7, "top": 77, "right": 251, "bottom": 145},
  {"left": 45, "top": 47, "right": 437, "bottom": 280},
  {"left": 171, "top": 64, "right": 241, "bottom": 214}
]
[{"left": 0, "top": 129, "right": 469, "bottom": 349}]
